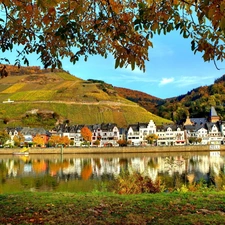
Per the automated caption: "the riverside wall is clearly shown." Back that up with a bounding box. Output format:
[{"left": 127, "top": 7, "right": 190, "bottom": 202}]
[{"left": 0, "top": 144, "right": 224, "bottom": 155}]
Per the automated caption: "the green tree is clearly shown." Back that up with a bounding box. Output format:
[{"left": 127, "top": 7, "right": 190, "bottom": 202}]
[
  {"left": 188, "top": 137, "right": 197, "bottom": 144},
  {"left": 93, "top": 140, "right": 100, "bottom": 146},
  {"left": 146, "top": 134, "right": 158, "bottom": 145},
  {"left": 0, "top": 1, "right": 225, "bottom": 70},
  {"left": 0, "top": 130, "right": 10, "bottom": 146},
  {"left": 13, "top": 132, "right": 25, "bottom": 147}
]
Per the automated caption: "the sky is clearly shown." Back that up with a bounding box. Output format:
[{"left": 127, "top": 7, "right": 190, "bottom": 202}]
[{"left": 3, "top": 31, "right": 225, "bottom": 99}]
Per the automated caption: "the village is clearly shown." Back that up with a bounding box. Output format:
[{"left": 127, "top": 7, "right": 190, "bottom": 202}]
[{"left": 2, "top": 106, "right": 225, "bottom": 148}]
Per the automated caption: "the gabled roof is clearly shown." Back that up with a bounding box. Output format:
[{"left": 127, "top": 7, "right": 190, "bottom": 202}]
[
  {"left": 127, "top": 124, "right": 139, "bottom": 132},
  {"left": 20, "top": 127, "right": 47, "bottom": 135},
  {"left": 159, "top": 124, "right": 183, "bottom": 131},
  {"left": 190, "top": 118, "right": 207, "bottom": 126},
  {"left": 205, "top": 122, "right": 220, "bottom": 131},
  {"left": 7, "top": 127, "right": 23, "bottom": 133},
  {"left": 138, "top": 123, "right": 148, "bottom": 129},
  {"left": 184, "top": 122, "right": 207, "bottom": 132},
  {"left": 101, "top": 123, "right": 117, "bottom": 131}
]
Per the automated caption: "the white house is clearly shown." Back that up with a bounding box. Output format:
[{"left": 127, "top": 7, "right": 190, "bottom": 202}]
[
  {"left": 206, "top": 123, "right": 223, "bottom": 144},
  {"left": 91, "top": 123, "right": 120, "bottom": 147},
  {"left": 156, "top": 125, "right": 185, "bottom": 146},
  {"left": 54, "top": 124, "right": 85, "bottom": 146},
  {"left": 127, "top": 124, "right": 140, "bottom": 146}
]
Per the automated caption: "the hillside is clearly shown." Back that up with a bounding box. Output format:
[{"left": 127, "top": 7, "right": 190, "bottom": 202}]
[
  {"left": 115, "top": 74, "right": 225, "bottom": 124},
  {"left": 0, "top": 65, "right": 172, "bottom": 128},
  {"left": 114, "top": 87, "right": 165, "bottom": 115}
]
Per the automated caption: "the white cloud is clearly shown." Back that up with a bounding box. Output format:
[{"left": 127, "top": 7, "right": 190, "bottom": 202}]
[
  {"left": 173, "top": 75, "right": 215, "bottom": 87},
  {"left": 159, "top": 77, "right": 174, "bottom": 86}
]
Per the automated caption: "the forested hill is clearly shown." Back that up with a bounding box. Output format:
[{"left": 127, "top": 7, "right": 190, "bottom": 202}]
[{"left": 115, "top": 74, "right": 225, "bottom": 123}]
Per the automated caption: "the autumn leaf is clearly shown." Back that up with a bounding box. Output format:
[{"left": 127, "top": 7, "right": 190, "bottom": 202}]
[
  {"left": 81, "top": 126, "right": 92, "bottom": 142},
  {"left": 0, "top": 0, "right": 224, "bottom": 70}
]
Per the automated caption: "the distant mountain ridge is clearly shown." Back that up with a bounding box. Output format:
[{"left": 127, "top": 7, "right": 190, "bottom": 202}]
[{"left": 115, "top": 74, "right": 225, "bottom": 123}]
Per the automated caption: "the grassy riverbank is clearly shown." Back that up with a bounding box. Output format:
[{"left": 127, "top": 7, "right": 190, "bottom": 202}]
[{"left": 0, "top": 191, "right": 225, "bottom": 224}]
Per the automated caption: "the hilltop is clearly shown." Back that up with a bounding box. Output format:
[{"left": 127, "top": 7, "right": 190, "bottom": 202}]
[
  {"left": 0, "top": 65, "right": 171, "bottom": 128},
  {"left": 115, "top": 74, "right": 225, "bottom": 124}
]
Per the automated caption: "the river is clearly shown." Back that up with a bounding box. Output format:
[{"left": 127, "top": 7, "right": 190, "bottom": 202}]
[{"left": 0, "top": 151, "right": 224, "bottom": 193}]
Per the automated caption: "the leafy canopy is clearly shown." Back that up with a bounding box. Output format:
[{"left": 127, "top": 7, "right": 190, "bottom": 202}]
[{"left": 0, "top": 0, "right": 225, "bottom": 71}]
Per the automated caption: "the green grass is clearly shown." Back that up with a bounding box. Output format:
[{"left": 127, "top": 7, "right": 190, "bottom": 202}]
[
  {"left": 10, "top": 90, "right": 56, "bottom": 101},
  {"left": 0, "top": 101, "right": 171, "bottom": 128},
  {"left": 56, "top": 72, "right": 82, "bottom": 81},
  {"left": 1, "top": 83, "right": 25, "bottom": 93},
  {"left": 0, "top": 191, "right": 225, "bottom": 224}
]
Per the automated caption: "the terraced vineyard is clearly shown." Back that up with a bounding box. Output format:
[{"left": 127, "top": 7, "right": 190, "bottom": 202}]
[{"left": 0, "top": 69, "right": 172, "bottom": 128}]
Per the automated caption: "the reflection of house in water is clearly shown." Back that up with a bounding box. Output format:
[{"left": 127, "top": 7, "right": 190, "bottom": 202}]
[
  {"left": 93, "top": 158, "right": 120, "bottom": 178},
  {"left": 5, "top": 159, "right": 17, "bottom": 177},
  {"left": 158, "top": 156, "right": 186, "bottom": 176},
  {"left": 189, "top": 156, "right": 210, "bottom": 174},
  {"left": 62, "top": 158, "right": 121, "bottom": 180},
  {"left": 187, "top": 155, "right": 224, "bottom": 183},
  {"left": 62, "top": 159, "right": 82, "bottom": 178},
  {"left": 2, "top": 154, "right": 225, "bottom": 186},
  {"left": 209, "top": 154, "right": 223, "bottom": 175}
]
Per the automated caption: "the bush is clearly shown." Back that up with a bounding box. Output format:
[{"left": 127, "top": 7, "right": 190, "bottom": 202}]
[
  {"left": 3, "top": 117, "right": 9, "bottom": 124},
  {"left": 110, "top": 171, "right": 162, "bottom": 194},
  {"left": 117, "top": 139, "right": 128, "bottom": 147}
]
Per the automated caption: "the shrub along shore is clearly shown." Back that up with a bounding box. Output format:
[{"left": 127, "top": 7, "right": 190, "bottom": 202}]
[{"left": 0, "top": 144, "right": 224, "bottom": 154}]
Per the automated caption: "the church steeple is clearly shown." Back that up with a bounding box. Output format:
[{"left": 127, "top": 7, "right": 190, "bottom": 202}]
[
  {"left": 183, "top": 115, "right": 193, "bottom": 126},
  {"left": 209, "top": 106, "right": 220, "bottom": 122}
]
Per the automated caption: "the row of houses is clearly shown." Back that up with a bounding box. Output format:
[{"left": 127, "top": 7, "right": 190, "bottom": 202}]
[{"left": 6, "top": 106, "right": 225, "bottom": 147}]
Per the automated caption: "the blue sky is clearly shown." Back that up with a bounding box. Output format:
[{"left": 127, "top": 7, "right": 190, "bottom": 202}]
[
  {"left": 4, "top": 31, "right": 224, "bottom": 99},
  {"left": 64, "top": 31, "right": 224, "bottom": 99}
]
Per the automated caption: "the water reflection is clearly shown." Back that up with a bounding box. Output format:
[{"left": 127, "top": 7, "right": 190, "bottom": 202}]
[{"left": 0, "top": 152, "right": 224, "bottom": 193}]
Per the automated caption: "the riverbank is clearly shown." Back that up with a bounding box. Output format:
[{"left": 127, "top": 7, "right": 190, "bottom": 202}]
[
  {"left": 0, "top": 144, "right": 224, "bottom": 155},
  {"left": 0, "top": 191, "right": 225, "bottom": 224}
]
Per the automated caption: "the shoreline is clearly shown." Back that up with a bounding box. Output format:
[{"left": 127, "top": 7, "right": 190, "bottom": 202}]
[{"left": 0, "top": 144, "right": 224, "bottom": 155}]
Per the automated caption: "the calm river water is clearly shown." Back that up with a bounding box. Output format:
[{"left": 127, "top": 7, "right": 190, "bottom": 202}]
[{"left": 0, "top": 151, "right": 224, "bottom": 193}]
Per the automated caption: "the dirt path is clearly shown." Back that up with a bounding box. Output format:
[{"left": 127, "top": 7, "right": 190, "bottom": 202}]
[{"left": 9, "top": 100, "right": 139, "bottom": 107}]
